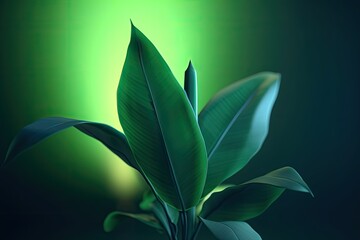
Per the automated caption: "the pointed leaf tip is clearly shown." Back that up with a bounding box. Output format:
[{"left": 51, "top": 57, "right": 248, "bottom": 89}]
[{"left": 188, "top": 60, "right": 193, "bottom": 69}]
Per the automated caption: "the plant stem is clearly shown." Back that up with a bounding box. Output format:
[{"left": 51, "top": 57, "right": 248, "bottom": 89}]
[
  {"left": 191, "top": 220, "right": 203, "bottom": 240},
  {"left": 180, "top": 210, "right": 188, "bottom": 240},
  {"left": 180, "top": 208, "right": 196, "bottom": 240}
]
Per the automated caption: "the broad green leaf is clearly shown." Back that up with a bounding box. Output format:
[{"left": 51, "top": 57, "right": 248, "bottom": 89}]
[
  {"left": 199, "top": 72, "right": 280, "bottom": 196},
  {"left": 103, "top": 211, "right": 162, "bottom": 233},
  {"left": 201, "top": 167, "right": 312, "bottom": 221},
  {"left": 184, "top": 61, "right": 198, "bottom": 117},
  {"left": 3, "top": 117, "right": 137, "bottom": 169},
  {"left": 201, "top": 218, "right": 261, "bottom": 240},
  {"left": 117, "top": 23, "right": 207, "bottom": 210}
]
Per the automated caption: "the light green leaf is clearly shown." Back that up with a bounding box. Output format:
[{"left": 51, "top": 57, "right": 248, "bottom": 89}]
[
  {"left": 3, "top": 117, "right": 137, "bottom": 169},
  {"left": 201, "top": 167, "right": 312, "bottom": 221},
  {"left": 201, "top": 218, "right": 262, "bottom": 240},
  {"left": 199, "top": 72, "right": 280, "bottom": 196},
  {"left": 103, "top": 211, "right": 162, "bottom": 233},
  {"left": 117, "top": 23, "right": 207, "bottom": 210}
]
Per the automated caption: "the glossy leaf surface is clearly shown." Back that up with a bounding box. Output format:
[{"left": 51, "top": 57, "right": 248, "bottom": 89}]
[
  {"left": 4, "top": 117, "right": 137, "bottom": 168},
  {"left": 201, "top": 218, "right": 261, "bottom": 240},
  {"left": 117, "top": 23, "right": 207, "bottom": 210},
  {"left": 201, "top": 167, "right": 312, "bottom": 221},
  {"left": 199, "top": 72, "right": 280, "bottom": 196}
]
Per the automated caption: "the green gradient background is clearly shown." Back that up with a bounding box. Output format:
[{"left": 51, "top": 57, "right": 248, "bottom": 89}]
[{"left": 1, "top": 0, "right": 359, "bottom": 239}]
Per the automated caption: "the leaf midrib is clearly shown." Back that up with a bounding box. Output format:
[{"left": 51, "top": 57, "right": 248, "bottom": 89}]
[
  {"left": 207, "top": 90, "right": 257, "bottom": 161},
  {"left": 136, "top": 39, "right": 185, "bottom": 211}
]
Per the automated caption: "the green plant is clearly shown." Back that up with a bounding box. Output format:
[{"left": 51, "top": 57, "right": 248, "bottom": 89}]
[{"left": 3, "top": 23, "right": 313, "bottom": 240}]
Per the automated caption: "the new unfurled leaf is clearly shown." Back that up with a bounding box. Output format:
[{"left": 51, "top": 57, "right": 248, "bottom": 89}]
[
  {"left": 184, "top": 61, "right": 198, "bottom": 117},
  {"left": 117, "top": 23, "right": 207, "bottom": 210},
  {"left": 199, "top": 72, "right": 280, "bottom": 196},
  {"left": 201, "top": 167, "right": 312, "bottom": 221}
]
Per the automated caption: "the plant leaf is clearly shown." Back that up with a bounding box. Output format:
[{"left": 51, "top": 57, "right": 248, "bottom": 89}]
[
  {"left": 201, "top": 167, "right": 312, "bottom": 221},
  {"left": 103, "top": 211, "right": 162, "bottom": 233},
  {"left": 117, "top": 23, "right": 207, "bottom": 210},
  {"left": 196, "top": 184, "right": 234, "bottom": 215},
  {"left": 201, "top": 218, "right": 262, "bottom": 240},
  {"left": 139, "top": 189, "right": 179, "bottom": 237},
  {"left": 244, "top": 166, "right": 313, "bottom": 196},
  {"left": 184, "top": 61, "right": 198, "bottom": 117},
  {"left": 199, "top": 72, "right": 280, "bottom": 196},
  {"left": 3, "top": 117, "right": 137, "bottom": 169}
]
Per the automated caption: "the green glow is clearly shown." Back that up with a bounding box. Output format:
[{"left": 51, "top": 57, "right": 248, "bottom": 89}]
[
  {"left": 15, "top": 0, "right": 252, "bottom": 199},
  {"left": 45, "top": 0, "right": 231, "bottom": 198}
]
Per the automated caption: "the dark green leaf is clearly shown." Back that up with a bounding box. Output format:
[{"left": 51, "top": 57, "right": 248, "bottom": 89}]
[
  {"left": 3, "top": 117, "right": 137, "bottom": 169},
  {"left": 199, "top": 72, "right": 280, "bottom": 196},
  {"left": 201, "top": 218, "right": 261, "bottom": 240},
  {"left": 117, "top": 23, "right": 207, "bottom": 210},
  {"left": 139, "top": 189, "right": 179, "bottom": 237},
  {"left": 201, "top": 167, "right": 312, "bottom": 221},
  {"left": 163, "top": 203, "right": 179, "bottom": 226},
  {"left": 184, "top": 61, "right": 198, "bottom": 117},
  {"left": 244, "top": 166, "right": 313, "bottom": 196},
  {"left": 103, "top": 211, "right": 162, "bottom": 233}
]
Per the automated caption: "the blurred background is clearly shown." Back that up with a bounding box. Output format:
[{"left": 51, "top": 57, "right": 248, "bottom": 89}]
[{"left": 0, "top": 0, "right": 359, "bottom": 239}]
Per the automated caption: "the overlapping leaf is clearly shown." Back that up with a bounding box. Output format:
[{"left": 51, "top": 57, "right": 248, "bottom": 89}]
[
  {"left": 199, "top": 72, "right": 280, "bottom": 196},
  {"left": 201, "top": 167, "right": 312, "bottom": 221},
  {"left": 117, "top": 23, "right": 207, "bottom": 210},
  {"left": 3, "top": 117, "right": 137, "bottom": 168},
  {"left": 201, "top": 218, "right": 262, "bottom": 240}
]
